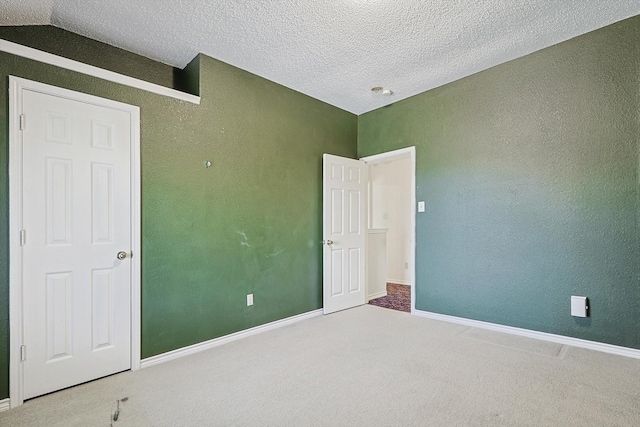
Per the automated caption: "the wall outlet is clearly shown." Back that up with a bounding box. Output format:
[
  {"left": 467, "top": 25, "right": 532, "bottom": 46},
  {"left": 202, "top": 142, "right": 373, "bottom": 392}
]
[
  {"left": 571, "top": 296, "right": 587, "bottom": 317},
  {"left": 246, "top": 294, "right": 254, "bottom": 306},
  {"left": 404, "top": 262, "right": 409, "bottom": 269},
  {"left": 418, "top": 201, "right": 425, "bottom": 212}
]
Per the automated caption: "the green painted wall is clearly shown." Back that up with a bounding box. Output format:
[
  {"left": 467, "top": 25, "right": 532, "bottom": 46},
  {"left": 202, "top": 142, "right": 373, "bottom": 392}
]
[
  {"left": 0, "top": 27, "right": 357, "bottom": 399},
  {"left": 359, "top": 16, "right": 640, "bottom": 349},
  {"left": 0, "top": 26, "right": 178, "bottom": 89},
  {"left": 2, "top": 15, "right": 640, "bottom": 402}
]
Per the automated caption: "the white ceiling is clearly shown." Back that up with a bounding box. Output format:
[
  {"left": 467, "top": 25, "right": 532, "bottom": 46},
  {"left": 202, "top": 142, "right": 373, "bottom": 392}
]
[
  {"left": 1, "top": 0, "right": 53, "bottom": 26},
  {"left": 3, "top": 1, "right": 640, "bottom": 114}
]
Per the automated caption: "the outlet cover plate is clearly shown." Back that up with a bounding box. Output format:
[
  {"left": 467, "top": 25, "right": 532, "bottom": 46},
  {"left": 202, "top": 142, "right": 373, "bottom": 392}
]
[{"left": 571, "top": 296, "right": 587, "bottom": 317}]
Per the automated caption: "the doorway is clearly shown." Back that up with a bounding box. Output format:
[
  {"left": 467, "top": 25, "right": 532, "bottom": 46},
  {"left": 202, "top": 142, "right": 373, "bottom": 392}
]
[
  {"left": 362, "top": 147, "right": 416, "bottom": 314},
  {"left": 9, "top": 77, "right": 142, "bottom": 408}
]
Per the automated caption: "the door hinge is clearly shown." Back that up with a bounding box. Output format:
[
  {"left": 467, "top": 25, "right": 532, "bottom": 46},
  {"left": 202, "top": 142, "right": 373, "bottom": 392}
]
[
  {"left": 19, "top": 114, "right": 25, "bottom": 131},
  {"left": 20, "top": 229, "right": 26, "bottom": 246},
  {"left": 20, "top": 345, "right": 26, "bottom": 361}
]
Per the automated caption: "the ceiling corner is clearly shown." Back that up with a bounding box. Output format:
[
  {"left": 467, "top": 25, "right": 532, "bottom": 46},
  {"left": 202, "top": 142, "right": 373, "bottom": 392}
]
[{"left": 1, "top": 0, "right": 54, "bottom": 26}]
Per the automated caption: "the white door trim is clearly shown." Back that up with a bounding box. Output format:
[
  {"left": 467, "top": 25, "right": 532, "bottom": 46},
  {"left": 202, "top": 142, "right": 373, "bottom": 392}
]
[
  {"left": 360, "top": 146, "right": 416, "bottom": 314},
  {"left": 8, "top": 76, "right": 142, "bottom": 408}
]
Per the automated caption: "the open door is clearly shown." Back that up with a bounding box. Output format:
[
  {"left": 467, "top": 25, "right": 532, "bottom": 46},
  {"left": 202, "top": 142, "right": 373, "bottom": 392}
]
[{"left": 322, "top": 154, "right": 367, "bottom": 314}]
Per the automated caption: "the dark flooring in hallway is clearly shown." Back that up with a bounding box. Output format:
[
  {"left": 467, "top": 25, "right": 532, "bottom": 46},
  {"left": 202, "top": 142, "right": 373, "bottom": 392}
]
[{"left": 368, "top": 283, "right": 411, "bottom": 312}]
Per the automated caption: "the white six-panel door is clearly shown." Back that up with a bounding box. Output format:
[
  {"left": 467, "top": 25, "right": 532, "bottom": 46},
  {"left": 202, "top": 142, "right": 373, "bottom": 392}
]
[
  {"left": 21, "top": 88, "right": 133, "bottom": 399},
  {"left": 322, "top": 154, "right": 367, "bottom": 314}
]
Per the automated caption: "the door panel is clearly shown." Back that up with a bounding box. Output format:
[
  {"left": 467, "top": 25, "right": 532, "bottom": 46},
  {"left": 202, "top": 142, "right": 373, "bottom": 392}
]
[
  {"left": 323, "top": 154, "right": 367, "bottom": 314},
  {"left": 45, "top": 272, "right": 73, "bottom": 361},
  {"left": 91, "top": 268, "right": 115, "bottom": 350},
  {"left": 21, "top": 89, "right": 132, "bottom": 399}
]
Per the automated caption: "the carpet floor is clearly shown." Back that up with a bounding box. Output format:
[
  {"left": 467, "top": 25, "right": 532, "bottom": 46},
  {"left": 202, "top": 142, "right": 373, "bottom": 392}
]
[
  {"left": 368, "top": 282, "right": 411, "bottom": 312},
  {"left": 2, "top": 305, "right": 639, "bottom": 426}
]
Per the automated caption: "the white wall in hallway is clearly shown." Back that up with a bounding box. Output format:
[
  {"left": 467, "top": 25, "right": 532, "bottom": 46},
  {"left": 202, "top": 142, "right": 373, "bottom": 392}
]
[{"left": 370, "top": 157, "right": 412, "bottom": 285}]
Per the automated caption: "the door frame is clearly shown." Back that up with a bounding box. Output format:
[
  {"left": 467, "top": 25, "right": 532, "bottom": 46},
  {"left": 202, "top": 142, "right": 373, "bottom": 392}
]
[
  {"left": 360, "top": 146, "right": 416, "bottom": 314},
  {"left": 8, "top": 76, "right": 142, "bottom": 408}
]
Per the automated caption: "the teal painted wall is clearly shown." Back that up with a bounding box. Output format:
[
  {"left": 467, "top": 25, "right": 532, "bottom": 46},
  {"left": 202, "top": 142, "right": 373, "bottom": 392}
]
[
  {"left": 359, "top": 16, "right": 640, "bottom": 349},
  {"left": 0, "top": 28, "right": 357, "bottom": 399}
]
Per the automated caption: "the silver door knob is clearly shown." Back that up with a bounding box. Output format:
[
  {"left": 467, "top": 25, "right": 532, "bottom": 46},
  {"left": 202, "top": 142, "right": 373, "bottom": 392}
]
[
  {"left": 117, "top": 251, "right": 127, "bottom": 260},
  {"left": 324, "top": 240, "right": 334, "bottom": 245}
]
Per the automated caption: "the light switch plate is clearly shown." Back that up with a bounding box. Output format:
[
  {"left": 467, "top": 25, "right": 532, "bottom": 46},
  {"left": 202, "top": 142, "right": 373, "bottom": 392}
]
[{"left": 418, "top": 201, "right": 425, "bottom": 212}]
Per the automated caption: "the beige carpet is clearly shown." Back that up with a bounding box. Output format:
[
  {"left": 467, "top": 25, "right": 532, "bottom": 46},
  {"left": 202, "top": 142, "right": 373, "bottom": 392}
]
[{"left": 2, "top": 305, "right": 639, "bottom": 426}]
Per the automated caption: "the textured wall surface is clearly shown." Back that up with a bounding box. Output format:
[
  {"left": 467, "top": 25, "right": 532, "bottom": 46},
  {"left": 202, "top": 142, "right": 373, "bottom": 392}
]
[
  {"left": 0, "top": 28, "right": 357, "bottom": 399},
  {"left": 359, "top": 16, "right": 640, "bottom": 349}
]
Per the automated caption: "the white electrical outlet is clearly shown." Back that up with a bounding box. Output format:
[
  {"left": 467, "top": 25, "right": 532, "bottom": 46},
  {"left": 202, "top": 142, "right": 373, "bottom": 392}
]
[
  {"left": 247, "top": 294, "right": 254, "bottom": 306},
  {"left": 404, "top": 262, "right": 409, "bottom": 269},
  {"left": 418, "top": 201, "right": 426, "bottom": 212},
  {"left": 571, "top": 296, "right": 587, "bottom": 317}
]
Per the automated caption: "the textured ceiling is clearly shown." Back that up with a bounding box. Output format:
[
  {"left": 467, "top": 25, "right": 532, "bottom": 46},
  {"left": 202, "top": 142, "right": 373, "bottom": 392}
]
[
  {"left": 1, "top": 0, "right": 53, "bottom": 26},
  {"left": 4, "top": 1, "right": 640, "bottom": 114}
]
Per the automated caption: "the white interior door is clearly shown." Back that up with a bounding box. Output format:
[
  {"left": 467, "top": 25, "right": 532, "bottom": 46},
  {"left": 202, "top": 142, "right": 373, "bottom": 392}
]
[
  {"left": 21, "top": 88, "right": 132, "bottom": 399},
  {"left": 322, "top": 154, "right": 367, "bottom": 314}
]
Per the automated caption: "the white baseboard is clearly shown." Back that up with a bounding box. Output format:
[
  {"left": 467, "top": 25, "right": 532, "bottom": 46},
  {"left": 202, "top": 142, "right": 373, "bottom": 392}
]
[
  {"left": 0, "top": 398, "right": 10, "bottom": 413},
  {"left": 141, "top": 309, "right": 323, "bottom": 369},
  {"left": 414, "top": 310, "right": 640, "bottom": 360},
  {"left": 367, "top": 291, "right": 387, "bottom": 301},
  {"left": 387, "top": 280, "right": 411, "bottom": 286}
]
